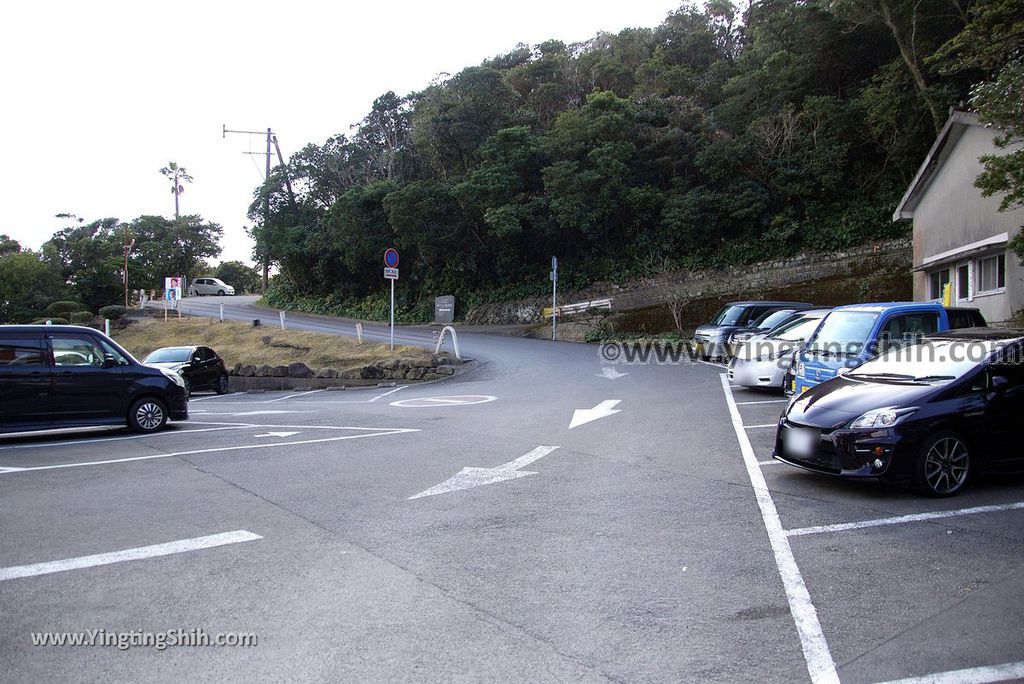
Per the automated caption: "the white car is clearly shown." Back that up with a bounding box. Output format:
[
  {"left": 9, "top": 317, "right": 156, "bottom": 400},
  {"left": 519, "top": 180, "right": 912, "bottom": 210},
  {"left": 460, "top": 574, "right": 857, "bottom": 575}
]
[
  {"left": 727, "top": 310, "right": 830, "bottom": 390},
  {"left": 189, "top": 277, "right": 235, "bottom": 296}
]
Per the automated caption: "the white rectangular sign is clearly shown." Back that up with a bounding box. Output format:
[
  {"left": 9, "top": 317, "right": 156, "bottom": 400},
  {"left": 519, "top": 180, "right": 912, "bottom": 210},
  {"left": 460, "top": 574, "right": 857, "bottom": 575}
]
[
  {"left": 164, "top": 276, "right": 183, "bottom": 301},
  {"left": 384, "top": 267, "right": 399, "bottom": 280}
]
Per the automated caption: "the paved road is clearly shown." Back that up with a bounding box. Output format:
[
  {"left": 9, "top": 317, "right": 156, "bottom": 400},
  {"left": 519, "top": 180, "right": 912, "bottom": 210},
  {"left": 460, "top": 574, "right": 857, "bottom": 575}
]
[{"left": 2, "top": 298, "right": 1023, "bottom": 682}]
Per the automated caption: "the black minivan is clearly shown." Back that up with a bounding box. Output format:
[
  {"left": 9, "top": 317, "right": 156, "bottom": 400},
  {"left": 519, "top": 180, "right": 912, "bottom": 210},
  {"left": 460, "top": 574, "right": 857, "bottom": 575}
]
[{"left": 0, "top": 325, "right": 189, "bottom": 434}]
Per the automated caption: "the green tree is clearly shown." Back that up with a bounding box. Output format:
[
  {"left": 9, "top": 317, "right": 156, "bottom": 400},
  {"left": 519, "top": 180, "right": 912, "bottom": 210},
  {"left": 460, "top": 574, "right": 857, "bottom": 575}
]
[
  {"left": 215, "top": 261, "right": 262, "bottom": 294},
  {"left": 126, "top": 215, "right": 223, "bottom": 289},
  {"left": 826, "top": 0, "right": 966, "bottom": 132},
  {"left": 0, "top": 250, "right": 66, "bottom": 322},
  {"left": 0, "top": 234, "right": 20, "bottom": 256}
]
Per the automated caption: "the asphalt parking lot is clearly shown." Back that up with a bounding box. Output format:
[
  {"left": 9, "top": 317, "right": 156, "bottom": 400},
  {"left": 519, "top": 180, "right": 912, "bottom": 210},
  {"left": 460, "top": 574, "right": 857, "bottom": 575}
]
[
  {"left": 725, "top": 377, "right": 1024, "bottom": 684},
  {"left": 1, "top": 327, "right": 1022, "bottom": 682}
]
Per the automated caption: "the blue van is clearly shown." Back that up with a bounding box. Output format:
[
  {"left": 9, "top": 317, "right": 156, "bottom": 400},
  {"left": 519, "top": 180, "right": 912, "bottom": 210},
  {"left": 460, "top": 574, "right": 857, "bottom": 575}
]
[{"left": 791, "top": 303, "right": 986, "bottom": 395}]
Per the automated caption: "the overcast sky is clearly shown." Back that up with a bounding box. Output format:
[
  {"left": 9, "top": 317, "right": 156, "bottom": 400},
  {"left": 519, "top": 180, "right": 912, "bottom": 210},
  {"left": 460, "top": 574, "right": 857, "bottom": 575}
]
[{"left": 2, "top": 0, "right": 683, "bottom": 265}]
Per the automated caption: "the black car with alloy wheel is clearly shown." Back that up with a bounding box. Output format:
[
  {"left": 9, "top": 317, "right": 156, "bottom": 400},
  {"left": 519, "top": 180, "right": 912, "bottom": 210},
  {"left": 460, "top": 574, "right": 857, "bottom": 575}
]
[
  {"left": 143, "top": 346, "right": 230, "bottom": 395},
  {"left": 0, "top": 325, "right": 188, "bottom": 434},
  {"left": 773, "top": 328, "right": 1024, "bottom": 496}
]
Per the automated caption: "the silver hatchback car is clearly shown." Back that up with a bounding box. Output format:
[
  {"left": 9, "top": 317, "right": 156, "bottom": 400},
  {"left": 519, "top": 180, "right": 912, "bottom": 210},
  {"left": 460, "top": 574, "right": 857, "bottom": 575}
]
[{"left": 189, "top": 277, "right": 235, "bottom": 296}]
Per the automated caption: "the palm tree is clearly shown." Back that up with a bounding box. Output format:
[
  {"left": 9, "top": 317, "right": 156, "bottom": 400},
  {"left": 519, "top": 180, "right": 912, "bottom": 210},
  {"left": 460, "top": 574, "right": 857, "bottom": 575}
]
[{"left": 159, "top": 162, "right": 194, "bottom": 219}]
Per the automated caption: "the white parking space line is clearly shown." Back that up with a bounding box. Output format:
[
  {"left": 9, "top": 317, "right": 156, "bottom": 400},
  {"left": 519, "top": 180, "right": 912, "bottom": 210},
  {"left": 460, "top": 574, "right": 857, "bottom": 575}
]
[
  {"left": 720, "top": 373, "right": 839, "bottom": 684},
  {"left": 786, "top": 501, "right": 1024, "bottom": 538},
  {"left": 188, "top": 392, "right": 243, "bottom": 402},
  {"left": 368, "top": 385, "right": 408, "bottom": 402},
  {"left": 758, "top": 459, "right": 782, "bottom": 466},
  {"left": 262, "top": 390, "right": 325, "bottom": 403},
  {"left": 697, "top": 360, "right": 726, "bottom": 369},
  {"left": 0, "top": 424, "right": 254, "bottom": 451},
  {"left": 875, "top": 660, "right": 1024, "bottom": 684},
  {"left": 745, "top": 424, "right": 778, "bottom": 429},
  {"left": 735, "top": 399, "right": 789, "bottom": 405},
  {"left": 0, "top": 530, "right": 262, "bottom": 582},
  {"left": 0, "top": 425, "right": 420, "bottom": 475}
]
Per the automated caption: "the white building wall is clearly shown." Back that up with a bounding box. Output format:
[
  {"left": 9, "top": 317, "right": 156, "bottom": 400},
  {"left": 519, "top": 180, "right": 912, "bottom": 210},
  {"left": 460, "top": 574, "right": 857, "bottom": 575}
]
[{"left": 912, "top": 125, "right": 1023, "bottom": 322}]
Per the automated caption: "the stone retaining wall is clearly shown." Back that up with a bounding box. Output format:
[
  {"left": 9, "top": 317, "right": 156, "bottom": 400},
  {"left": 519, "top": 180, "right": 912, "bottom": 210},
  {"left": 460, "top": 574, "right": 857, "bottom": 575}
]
[
  {"left": 466, "top": 238, "right": 912, "bottom": 326},
  {"left": 226, "top": 353, "right": 468, "bottom": 388}
]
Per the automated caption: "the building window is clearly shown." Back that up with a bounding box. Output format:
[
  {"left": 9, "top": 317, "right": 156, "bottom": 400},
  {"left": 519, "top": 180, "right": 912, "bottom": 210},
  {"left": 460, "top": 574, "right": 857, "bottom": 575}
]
[
  {"left": 928, "top": 269, "right": 950, "bottom": 300},
  {"left": 976, "top": 253, "right": 1006, "bottom": 294},
  {"left": 957, "top": 263, "right": 971, "bottom": 300}
]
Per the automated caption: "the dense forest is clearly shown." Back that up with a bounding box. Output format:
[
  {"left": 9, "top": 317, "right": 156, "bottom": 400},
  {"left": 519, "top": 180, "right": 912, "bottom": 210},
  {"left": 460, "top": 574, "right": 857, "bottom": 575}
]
[{"left": 252, "top": 0, "right": 1022, "bottom": 321}]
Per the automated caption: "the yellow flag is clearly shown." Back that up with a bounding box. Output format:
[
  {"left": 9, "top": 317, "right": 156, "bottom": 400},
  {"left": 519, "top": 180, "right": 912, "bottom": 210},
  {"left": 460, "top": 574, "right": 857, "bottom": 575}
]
[{"left": 942, "top": 282, "right": 952, "bottom": 307}]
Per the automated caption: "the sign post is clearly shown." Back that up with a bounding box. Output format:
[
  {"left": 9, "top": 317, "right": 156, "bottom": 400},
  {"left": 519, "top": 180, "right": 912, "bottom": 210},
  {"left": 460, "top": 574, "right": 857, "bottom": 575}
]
[
  {"left": 550, "top": 256, "right": 558, "bottom": 341},
  {"left": 384, "top": 248, "right": 400, "bottom": 351}
]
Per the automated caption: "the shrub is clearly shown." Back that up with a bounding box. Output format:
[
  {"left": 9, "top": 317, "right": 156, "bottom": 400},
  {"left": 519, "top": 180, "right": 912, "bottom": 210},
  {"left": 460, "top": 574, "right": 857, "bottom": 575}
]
[
  {"left": 46, "top": 301, "right": 86, "bottom": 315},
  {"left": 99, "top": 305, "right": 129, "bottom": 320},
  {"left": 32, "top": 317, "right": 70, "bottom": 325},
  {"left": 68, "top": 311, "right": 94, "bottom": 324}
]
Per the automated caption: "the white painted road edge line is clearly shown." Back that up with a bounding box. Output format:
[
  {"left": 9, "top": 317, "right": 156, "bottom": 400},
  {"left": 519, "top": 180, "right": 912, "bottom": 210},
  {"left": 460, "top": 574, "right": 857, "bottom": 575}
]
[
  {"left": 874, "top": 659, "right": 1024, "bottom": 684},
  {"left": 720, "top": 373, "right": 839, "bottom": 684},
  {"left": 263, "top": 389, "right": 325, "bottom": 403},
  {"left": 0, "top": 530, "right": 262, "bottom": 582},
  {"left": 735, "top": 399, "right": 789, "bottom": 405},
  {"left": 786, "top": 501, "right": 1024, "bottom": 538},
  {"left": 745, "top": 423, "right": 778, "bottom": 429}
]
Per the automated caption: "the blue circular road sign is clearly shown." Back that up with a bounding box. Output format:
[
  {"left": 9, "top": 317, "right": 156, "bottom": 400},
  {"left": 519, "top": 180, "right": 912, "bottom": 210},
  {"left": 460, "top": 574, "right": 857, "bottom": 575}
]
[{"left": 384, "top": 248, "right": 399, "bottom": 268}]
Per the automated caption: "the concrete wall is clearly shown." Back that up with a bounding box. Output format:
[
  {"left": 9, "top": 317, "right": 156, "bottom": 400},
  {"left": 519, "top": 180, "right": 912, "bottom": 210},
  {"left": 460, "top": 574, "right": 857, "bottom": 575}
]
[{"left": 912, "top": 125, "right": 1024, "bottom": 321}]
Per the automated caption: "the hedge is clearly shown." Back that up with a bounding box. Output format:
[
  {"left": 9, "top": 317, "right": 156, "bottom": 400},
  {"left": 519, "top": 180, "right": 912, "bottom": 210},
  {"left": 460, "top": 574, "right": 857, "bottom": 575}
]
[{"left": 98, "top": 305, "right": 128, "bottom": 320}]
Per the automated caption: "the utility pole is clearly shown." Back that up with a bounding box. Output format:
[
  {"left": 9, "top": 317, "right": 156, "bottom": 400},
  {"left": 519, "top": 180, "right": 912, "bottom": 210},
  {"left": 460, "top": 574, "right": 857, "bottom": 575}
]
[
  {"left": 123, "top": 224, "right": 136, "bottom": 308},
  {"left": 223, "top": 125, "right": 295, "bottom": 293}
]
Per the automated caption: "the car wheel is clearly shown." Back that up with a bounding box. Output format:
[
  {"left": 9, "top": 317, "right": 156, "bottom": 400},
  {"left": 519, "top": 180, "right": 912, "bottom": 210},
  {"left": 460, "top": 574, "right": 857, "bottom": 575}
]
[
  {"left": 914, "top": 430, "right": 970, "bottom": 497},
  {"left": 217, "top": 289, "right": 225, "bottom": 296},
  {"left": 128, "top": 398, "right": 168, "bottom": 433},
  {"left": 216, "top": 373, "right": 229, "bottom": 394}
]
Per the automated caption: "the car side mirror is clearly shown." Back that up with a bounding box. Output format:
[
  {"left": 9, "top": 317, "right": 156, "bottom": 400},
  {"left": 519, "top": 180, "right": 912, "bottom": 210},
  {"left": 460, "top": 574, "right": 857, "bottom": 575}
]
[
  {"left": 991, "top": 375, "right": 1010, "bottom": 393},
  {"left": 102, "top": 354, "right": 117, "bottom": 369}
]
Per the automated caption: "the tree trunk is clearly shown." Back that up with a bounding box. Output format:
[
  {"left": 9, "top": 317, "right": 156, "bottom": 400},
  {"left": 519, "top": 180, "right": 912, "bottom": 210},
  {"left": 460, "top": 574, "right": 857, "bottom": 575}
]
[{"left": 878, "top": 0, "right": 945, "bottom": 133}]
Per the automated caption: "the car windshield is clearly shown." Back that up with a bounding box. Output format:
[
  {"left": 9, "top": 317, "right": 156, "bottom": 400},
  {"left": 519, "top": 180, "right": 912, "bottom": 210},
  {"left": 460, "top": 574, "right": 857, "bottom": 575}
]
[
  {"left": 755, "top": 310, "right": 794, "bottom": 330},
  {"left": 848, "top": 340, "right": 994, "bottom": 382},
  {"left": 711, "top": 305, "right": 745, "bottom": 326},
  {"left": 807, "top": 311, "right": 878, "bottom": 356},
  {"left": 768, "top": 316, "right": 823, "bottom": 342},
  {"left": 145, "top": 347, "right": 191, "bottom": 363}
]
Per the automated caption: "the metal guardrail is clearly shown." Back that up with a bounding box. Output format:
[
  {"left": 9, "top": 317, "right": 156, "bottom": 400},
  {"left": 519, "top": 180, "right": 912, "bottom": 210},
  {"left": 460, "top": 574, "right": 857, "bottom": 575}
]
[
  {"left": 434, "top": 326, "right": 461, "bottom": 359},
  {"left": 543, "top": 298, "right": 612, "bottom": 318}
]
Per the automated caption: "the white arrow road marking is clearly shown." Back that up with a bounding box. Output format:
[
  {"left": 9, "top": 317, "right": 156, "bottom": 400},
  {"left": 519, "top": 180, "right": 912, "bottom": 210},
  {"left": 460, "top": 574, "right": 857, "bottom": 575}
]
[
  {"left": 568, "top": 400, "right": 622, "bottom": 429},
  {"left": 0, "top": 530, "right": 262, "bottom": 582},
  {"left": 254, "top": 431, "right": 300, "bottom": 438},
  {"left": 597, "top": 367, "right": 629, "bottom": 380},
  {"left": 409, "top": 446, "right": 559, "bottom": 500}
]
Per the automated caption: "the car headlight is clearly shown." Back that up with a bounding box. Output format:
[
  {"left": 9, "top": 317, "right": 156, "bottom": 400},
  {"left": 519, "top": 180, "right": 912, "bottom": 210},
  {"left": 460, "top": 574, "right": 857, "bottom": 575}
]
[
  {"left": 850, "top": 406, "right": 917, "bottom": 429},
  {"left": 160, "top": 367, "right": 187, "bottom": 388}
]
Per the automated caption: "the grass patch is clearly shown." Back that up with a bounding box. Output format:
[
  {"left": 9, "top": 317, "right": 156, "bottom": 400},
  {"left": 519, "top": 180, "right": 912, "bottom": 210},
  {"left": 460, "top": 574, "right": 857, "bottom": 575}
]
[{"left": 111, "top": 318, "right": 433, "bottom": 370}]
